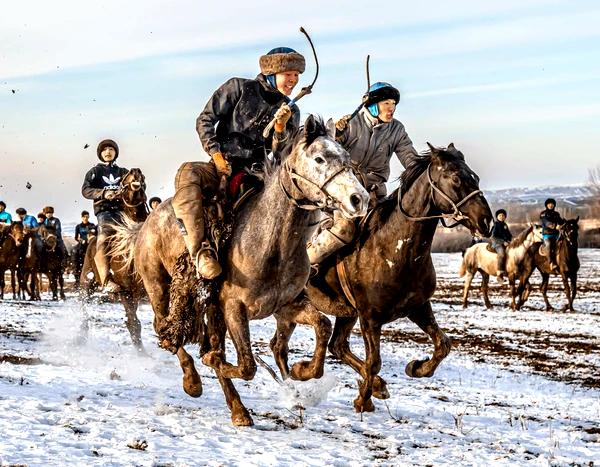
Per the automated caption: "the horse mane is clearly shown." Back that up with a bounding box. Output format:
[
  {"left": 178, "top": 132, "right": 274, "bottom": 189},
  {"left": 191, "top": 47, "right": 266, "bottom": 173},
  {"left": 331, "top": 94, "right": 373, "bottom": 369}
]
[
  {"left": 259, "top": 114, "right": 330, "bottom": 181},
  {"left": 508, "top": 225, "right": 533, "bottom": 248}
]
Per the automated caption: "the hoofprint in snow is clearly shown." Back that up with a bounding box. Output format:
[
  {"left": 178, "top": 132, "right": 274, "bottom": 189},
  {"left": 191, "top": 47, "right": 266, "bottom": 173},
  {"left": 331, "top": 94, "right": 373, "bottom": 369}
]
[{"left": 1, "top": 252, "right": 599, "bottom": 466}]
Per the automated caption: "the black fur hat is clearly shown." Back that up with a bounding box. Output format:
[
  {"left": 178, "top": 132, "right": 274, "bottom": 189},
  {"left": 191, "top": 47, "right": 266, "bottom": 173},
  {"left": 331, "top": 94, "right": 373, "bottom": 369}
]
[
  {"left": 259, "top": 47, "right": 305, "bottom": 75},
  {"left": 545, "top": 198, "right": 557, "bottom": 208},
  {"left": 97, "top": 139, "right": 119, "bottom": 161},
  {"left": 495, "top": 209, "right": 507, "bottom": 218}
]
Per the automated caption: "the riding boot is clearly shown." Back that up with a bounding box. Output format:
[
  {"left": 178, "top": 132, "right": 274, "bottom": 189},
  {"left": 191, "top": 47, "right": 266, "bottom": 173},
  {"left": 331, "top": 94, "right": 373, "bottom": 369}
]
[
  {"left": 173, "top": 162, "right": 221, "bottom": 279},
  {"left": 307, "top": 212, "right": 356, "bottom": 265}
]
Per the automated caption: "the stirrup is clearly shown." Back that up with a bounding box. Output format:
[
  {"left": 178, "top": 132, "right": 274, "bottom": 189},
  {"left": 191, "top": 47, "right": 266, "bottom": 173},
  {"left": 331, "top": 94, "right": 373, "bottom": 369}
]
[{"left": 195, "top": 243, "right": 222, "bottom": 280}]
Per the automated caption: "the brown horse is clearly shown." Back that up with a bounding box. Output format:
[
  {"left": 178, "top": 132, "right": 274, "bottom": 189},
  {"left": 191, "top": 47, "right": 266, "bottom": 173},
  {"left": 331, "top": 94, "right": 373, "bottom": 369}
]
[
  {"left": 528, "top": 217, "right": 580, "bottom": 311},
  {"left": 459, "top": 225, "right": 543, "bottom": 310},
  {"left": 114, "top": 115, "right": 369, "bottom": 426},
  {"left": 80, "top": 168, "right": 149, "bottom": 350},
  {"left": 272, "top": 143, "right": 493, "bottom": 413},
  {"left": 37, "top": 223, "right": 66, "bottom": 300},
  {"left": 0, "top": 222, "right": 25, "bottom": 299},
  {"left": 17, "top": 230, "right": 43, "bottom": 300}
]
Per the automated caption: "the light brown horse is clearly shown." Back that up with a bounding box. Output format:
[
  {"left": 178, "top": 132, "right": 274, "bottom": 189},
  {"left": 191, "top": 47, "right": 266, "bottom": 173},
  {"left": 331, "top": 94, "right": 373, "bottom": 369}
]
[
  {"left": 80, "top": 168, "right": 148, "bottom": 351},
  {"left": 460, "top": 225, "right": 543, "bottom": 309}
]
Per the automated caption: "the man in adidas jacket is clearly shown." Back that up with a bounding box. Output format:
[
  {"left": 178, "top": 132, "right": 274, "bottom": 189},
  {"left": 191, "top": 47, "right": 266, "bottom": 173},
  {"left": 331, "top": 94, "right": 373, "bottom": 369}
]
[{"left": 81, "top": 139, "right": 129, "bottom": 292}]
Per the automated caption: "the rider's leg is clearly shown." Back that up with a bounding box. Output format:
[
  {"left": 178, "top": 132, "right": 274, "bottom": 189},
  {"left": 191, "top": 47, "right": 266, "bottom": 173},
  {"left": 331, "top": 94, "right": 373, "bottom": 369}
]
[
  {"left": 172, "top": 161, "right": 221, "bottom": 279},
  {"left": 307, "top": 211, "right": 356, "bottom": 265},
  {"left": 94, "top": 212, "right": 118, "bottom": 290},
  {"left": 493, "top": 241, "right": 506, "bottom": 278}
]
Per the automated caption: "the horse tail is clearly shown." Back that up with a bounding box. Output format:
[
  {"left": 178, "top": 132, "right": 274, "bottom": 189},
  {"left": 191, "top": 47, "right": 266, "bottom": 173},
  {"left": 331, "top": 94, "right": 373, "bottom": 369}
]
[
  {"left": 458, "top": 246, "right": 473, "bottom": 277},
  {"left": 110, "top": 215, "right": 143, "bottom": 273}
]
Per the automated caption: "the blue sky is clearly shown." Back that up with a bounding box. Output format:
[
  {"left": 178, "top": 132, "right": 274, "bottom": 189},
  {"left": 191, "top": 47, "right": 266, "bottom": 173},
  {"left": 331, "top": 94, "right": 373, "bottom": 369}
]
[{"left": 1, "top": 0, "right": 599, "bottom": 223}]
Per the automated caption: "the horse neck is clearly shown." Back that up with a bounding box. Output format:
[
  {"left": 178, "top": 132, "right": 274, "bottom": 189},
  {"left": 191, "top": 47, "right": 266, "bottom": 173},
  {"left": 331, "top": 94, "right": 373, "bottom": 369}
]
[
  {"left": 123, "top": 203, "right": 147, "bottom": 222},
  {"left": 376, "top": 171, "right": 439, "bottom": 259},
  {"left": 558, "top": 235, "right": 577, "bottom": 262},
  {"left": 246, "top": 166, "right": 318, "bottom": 252}
]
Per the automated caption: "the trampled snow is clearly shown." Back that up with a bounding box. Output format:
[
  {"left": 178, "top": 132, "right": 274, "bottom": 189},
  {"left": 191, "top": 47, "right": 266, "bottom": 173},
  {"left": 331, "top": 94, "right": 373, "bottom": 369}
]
[{"left": 1, "top": 251, "right": 599, "bottom": 466}]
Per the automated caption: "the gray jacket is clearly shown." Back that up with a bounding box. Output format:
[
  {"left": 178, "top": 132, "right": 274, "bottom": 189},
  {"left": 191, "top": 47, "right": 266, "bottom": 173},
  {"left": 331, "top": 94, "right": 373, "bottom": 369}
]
[{"left": 335, "top": 107, "right": 418, "bottom": 196}]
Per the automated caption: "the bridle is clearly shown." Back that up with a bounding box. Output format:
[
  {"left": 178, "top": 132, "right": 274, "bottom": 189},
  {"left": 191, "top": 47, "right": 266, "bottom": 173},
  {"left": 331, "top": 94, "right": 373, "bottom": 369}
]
[
  {"left": 278, "top": 159, "right": 352, "bottom": 211},
  {"left": 398, "top": 163, "right": 482, "bottom": 228},
  {"left": 119, "top": 170, "right": 147, "bottom": 209}
]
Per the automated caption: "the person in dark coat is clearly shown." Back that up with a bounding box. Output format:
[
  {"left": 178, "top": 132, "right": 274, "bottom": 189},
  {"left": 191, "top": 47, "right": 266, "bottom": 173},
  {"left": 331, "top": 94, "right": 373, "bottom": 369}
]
[
  {"left": 540, "top": 198, "right": 564, "bottom": 270},
  {"left": 172, "top": 47, "right": 305, "bottom": 279},
  {"left": 308, "top": 81, "right": 419, "bottom": 265},
  {"left": 81, "top": 139, "right": 129, "bottom": 292},
  {"left": 491, "top": 208, "right": 512, "bottom": 279},
  {"left": 73, "top": 210, "right": 97, "bottom": 287},
  {"left": 43, "top": 206, "right": 67, "bottom": 260}
]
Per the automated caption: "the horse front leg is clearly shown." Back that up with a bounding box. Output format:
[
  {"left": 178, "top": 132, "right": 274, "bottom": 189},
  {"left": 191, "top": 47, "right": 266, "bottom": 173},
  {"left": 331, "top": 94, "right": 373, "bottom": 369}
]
[
  {"left": 58, "top": 269, "right": 66, "bottom": 300},
  {"left": 176, "top": 346, "right": 203, "bottom": 398},
  {"left": 509, "top": 277, "right": 517, "bottom": 310},
  {"left": 202, "top": 299, "right": 256, "bottom": 381},
  {"left": 405, "top": 301, "right": 452, "bottom": 378},
  {"left": 273, "top": 298, "right": 332, "bottom": 381},
  {"left": 353, "top": 316, "right": 382, "bottom": 413},
  {"left": 560, "top": 272, "right": 573, "bottom": 312},
  {"left": 11, "top": 269, "right": 17, "bottom": 299},
  {"left": 121, "top": 293, "right": 144, "bottom": 353},
  {"left": 569, "top": 274, "right": 577, "bottom": 311},
  {"left": 328, "top": 315, "right": 389, "bottom": 400},
  {"left": 540, "top": 272, "right": 553, "bottom": 311}
]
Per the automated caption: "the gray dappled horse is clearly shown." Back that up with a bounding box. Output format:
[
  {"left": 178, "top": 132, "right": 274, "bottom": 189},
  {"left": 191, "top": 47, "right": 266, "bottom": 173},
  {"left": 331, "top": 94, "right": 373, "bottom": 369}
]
[
  {"left": 272, "top": 143, "right": 493, "bottom": 413},
  {"left": 116, "top": 115, "right": 369, "bottom": 426},
  {"left": 460, "top": 224, "right": 543, "bottom": 310}
]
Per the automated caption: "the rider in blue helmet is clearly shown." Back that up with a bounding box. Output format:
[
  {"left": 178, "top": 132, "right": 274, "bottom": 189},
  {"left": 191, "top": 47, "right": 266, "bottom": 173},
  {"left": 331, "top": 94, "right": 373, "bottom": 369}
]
[{"left": 308, "top": 81, "right": 418, "bottom": 265}]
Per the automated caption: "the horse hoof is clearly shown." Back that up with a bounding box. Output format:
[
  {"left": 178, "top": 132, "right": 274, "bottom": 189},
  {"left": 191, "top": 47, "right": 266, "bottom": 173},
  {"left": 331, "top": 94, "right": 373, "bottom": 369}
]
[
  {"left": 353, "top": 397, "right": 375, "bottom": 413},
  {"left": 372, "top": 376, "right": 390, "bottom": 400},
  {"left": 405, "top": 358, "right": 431, "bottom": 378},
  {"left": 183, "top": 375, "right": 203, "bottom": 398},
  {"left": 290, "top": 360, "right": 322, "bottom": 381},
  {"left": 232, "top": 409, "right": 254, "bottom": 427}
]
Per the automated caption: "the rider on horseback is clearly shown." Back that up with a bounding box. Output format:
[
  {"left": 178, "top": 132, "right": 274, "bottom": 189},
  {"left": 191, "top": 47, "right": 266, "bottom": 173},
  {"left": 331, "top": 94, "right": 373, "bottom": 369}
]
[
  {"left": 173, "top": 47, "right": 305, "bottom": 279},
  {"left": 540, "top": 198, "right": 564, "bottom": 271},
  {"left": 15, "top": 208, "right": 39, "bottom": 230},
  {"left": 491, "top": 208, "right": 512, "bottom": 280},
  {"left": 308, "top": 81, "right": 419, "bottom": 265},
  {"left": 0, "top": 201, "right": 12, "bottom": 225},
  {"left": 81, "top": 139, "right": 129, "bottom": 293}
]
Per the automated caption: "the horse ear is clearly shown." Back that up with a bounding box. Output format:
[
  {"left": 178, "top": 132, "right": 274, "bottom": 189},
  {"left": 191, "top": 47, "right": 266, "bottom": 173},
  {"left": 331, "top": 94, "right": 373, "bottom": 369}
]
[
  {"left": 304, "top": 114, "right": 319, "bottom": 147},
  {"left": 426, "top": 142, "right": 437, "bottom": 153},
  {"left": 576, "top": 215, "right": 580, "bottom": 223},
  {"left": 448, "top": 142, "right": 455, "bottom": 150},
  {"left": 325, "top": 119, "right": 336, "bottom": 139}
]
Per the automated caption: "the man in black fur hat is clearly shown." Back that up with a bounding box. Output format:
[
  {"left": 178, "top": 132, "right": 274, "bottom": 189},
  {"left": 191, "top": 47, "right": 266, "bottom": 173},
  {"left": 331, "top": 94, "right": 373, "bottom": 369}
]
[
  {"left": 81, "top": 139, "right": 129, "bottom": 292},
  {"left": 173, "top": 47, "right": 305, "bottom": 279},
  {"left": 308, "top": 81, "right": 419, "bottom": 265}
]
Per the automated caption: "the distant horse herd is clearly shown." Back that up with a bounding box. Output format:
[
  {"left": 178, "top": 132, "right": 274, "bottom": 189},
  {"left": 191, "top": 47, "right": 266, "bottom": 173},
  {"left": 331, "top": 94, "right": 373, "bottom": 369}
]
[{"left": 0, "top": 117, "right": 582, "bottom": 425}]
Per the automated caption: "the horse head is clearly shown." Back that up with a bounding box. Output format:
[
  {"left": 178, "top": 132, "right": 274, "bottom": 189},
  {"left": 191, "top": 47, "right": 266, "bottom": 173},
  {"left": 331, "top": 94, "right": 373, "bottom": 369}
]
[
  {"left": 39, "top": 224, "right": 58, "bottom": 251},
  {"left": 422, "top": 142, "right": 492, "bottom": 237},
  {"left": 559, "top": 217, "right": 579, "bottom": 246},
  {"left": 120, "top": 168, "right": 147, "bottom": 208},
  {"left": 282, "top": 115, "right": 369, "bottom": 218},
  {"left": 9, "top": 222, "right": 25, "bottom": 247}
]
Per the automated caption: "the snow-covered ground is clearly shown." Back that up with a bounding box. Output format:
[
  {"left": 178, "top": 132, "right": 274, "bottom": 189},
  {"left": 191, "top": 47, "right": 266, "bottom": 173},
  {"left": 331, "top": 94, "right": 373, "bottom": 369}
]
[{"left": 1, "top": 251, "right": 599, "bottom": 466}]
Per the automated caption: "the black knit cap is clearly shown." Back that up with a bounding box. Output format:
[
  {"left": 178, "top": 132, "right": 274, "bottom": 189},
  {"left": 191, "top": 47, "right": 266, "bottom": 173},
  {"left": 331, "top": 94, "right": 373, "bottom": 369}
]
[
  {"left": 495, "top": 209, "right": 507, "bottom": 218},
  {"left": 97, "top": 139, "right": 119, "bottom": 161},
  {"left": 545, "top": 198, "right": 556, "bottom": 207}
]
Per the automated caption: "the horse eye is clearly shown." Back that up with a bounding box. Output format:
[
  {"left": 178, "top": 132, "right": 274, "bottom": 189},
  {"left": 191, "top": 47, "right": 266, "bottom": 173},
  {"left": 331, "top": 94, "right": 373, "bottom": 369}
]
[{"left": 315, "top": 156, "right": 326, "bottom": 164}]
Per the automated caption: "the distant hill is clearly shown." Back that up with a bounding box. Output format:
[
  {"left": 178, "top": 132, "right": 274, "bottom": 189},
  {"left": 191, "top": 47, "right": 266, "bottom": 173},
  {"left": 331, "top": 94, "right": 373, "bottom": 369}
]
[{"left": 483, "top": 185, "right": 595, "bottom": 208}]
